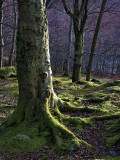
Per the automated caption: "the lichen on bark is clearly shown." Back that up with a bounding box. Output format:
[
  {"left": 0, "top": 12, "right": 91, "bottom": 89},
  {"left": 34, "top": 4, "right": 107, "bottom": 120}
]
[{"left": 1, "top": 0, "right": 92, "bottom": 153}]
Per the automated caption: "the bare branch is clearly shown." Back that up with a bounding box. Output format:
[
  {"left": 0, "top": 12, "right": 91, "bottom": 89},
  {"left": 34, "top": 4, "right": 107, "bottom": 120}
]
[
  {"left": 62, "top": 0, "right": 74, "bottom": 18},
  {"left": 46, "top": 0, "right": 53, "bottom": 9},
  {"left": 78, "top": 0, "right": 86, "bottom": 16}
]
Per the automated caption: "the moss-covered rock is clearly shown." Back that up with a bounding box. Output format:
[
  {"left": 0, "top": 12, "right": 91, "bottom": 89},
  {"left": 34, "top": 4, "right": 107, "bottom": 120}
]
[
  {"left": 91, "top": 78, "right": 101, "bottom": 83},
  {"left": 84, "top": 82, "right": 100, "bottom": 88},
  {"left": 0, "top": 66, "right": 16, "bottom": 79}
]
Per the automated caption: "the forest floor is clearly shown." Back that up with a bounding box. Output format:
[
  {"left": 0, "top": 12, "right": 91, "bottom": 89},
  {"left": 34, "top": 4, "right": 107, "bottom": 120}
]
[{"left": 0, "top": 76, "right": 120, "bottom": 160}]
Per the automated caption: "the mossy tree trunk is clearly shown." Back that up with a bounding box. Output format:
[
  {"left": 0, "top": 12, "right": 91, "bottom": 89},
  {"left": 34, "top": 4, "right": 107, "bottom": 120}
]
[
  {"left": 5, "top": 0, "right": 89, "bottom": 151},
  {"left": 72, "top": 31, "right": 83, "bottom": 82},
  {"left": 10, "top": 0, "right": 54, "bottom": 123}
]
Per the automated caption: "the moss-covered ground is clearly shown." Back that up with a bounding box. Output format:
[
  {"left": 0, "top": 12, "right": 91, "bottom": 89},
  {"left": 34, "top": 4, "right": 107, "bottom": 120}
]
[{"left": 0, "top": 75, "right": 120, "bottom": 159}]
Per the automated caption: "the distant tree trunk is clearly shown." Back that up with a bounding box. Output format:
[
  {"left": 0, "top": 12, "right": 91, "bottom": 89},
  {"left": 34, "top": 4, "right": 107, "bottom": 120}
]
[
  {"left": 9, "top": 0, "right": 17, "bottom": 66},
  {"left": 0, "top": 0, "right": 4, "bottom": 68},
  {"left": 72, "top": 0, "right": 88, "bottom": 82},
  {"left": 111, "top": 50, "right": 116, "bottom": 75},
  {"left": 64, "top": 17, "right": 73, "bottom": 76},
  {"left": 62, "top": 0, "right": 88, "bottom": 82},
  {"left": 86, "top": 0, "right": 107, "bottom": 81},
  {"left": 102, "top": 54, "right": 106, "bottom": 76},
  {"left": 72, "top": 31, "right": 84, "bottom": 82},
  {"left": 116, "top": 57, "right": 120, "bottom": 74}
]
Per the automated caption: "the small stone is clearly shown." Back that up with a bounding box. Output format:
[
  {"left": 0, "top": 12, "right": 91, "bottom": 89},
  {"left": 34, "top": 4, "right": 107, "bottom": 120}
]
[
  {"left": 16, "top": 134, "right": 30, "bottom": 140},
  {"left": 7, "top": 72, "right": 15, "bottom": 77},
  {"left": 109, "top": 150, "right": 117, "bottom": 156}
]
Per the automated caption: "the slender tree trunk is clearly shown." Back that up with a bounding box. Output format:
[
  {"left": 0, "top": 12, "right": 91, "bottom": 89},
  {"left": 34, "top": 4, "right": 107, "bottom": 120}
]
[
  {"left": 64, "top": 17, "right": 73, "bottom": 76},
  {"left": 102, "top": 54, "right": 106, "bottom": 76},
  {"left": 116, "top": 57, "right": 120, "bottom": 74},
  {"left": 62, "top": 0, "right": 88, "bottom": 82},
  {"left": 0, "top": 0, "right": 4, "bottom": 68},
  {"left": 9, "top": 0, "right": 17, "bottom": 66},
  {"left": 111, "top": 51, "right": 116, "bottom": 75},
  {"left": 86, "top": 0, "right": 107, "bottom": 81}
]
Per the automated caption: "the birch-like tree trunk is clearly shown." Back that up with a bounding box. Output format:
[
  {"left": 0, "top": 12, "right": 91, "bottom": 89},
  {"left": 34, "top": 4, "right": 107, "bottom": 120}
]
[
  {"left": 0, "top": 0, "right": 4, "bottom": 68},
  {"left": 64, "top": 17, "right": 73, "bottom": 76},
  {"left": 9, "top": 0, "right": 17, "bottom": 66}
]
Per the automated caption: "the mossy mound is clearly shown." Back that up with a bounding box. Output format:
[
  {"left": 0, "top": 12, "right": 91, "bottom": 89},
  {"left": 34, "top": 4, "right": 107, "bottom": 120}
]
[
  {"left": 91, "top": 78, "right": 101, "bottom": 83},
  {"left": 84, "top": 82, "right": 100, "bottom": 88},
  {"left": 105, "top": 119, "right": 120, "bottom": 148},
  {"left": 106, "top": 86, "right": 120, "bottom": 94},
  {"left": 99, "top": 101, "right": 119, "bottom": 112},
  {"left": 0, "top": 66, "right": 16, "bottom": 79},
  {"left": 85, "top": 92, "right": 110, "bottom": 103},
  {"left": 76, "top": 80, "right": 88, "bottom": 85},
  {"left": 0, "top": 122, "right": 46, "bottom": 155},
  {"left": 76, "top": 80, "right": 100, "bottom": 88},
  {"left": 106, "top": 135, "right": 120, "bottom": 148},
  {"left": 103, "top": 80, "right": 120, "bottom": 87}
]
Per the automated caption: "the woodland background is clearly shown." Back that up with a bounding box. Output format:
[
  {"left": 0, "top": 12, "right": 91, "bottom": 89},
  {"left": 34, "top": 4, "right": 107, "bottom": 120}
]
[{"left": 1, "top": 0, "right": 120, "bottom": 78}]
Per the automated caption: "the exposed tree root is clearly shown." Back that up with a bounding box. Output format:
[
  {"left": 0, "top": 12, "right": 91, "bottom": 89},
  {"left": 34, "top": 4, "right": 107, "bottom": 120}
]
[
  {"left": 58, "top": 100, "right": 105, "bottom": 114},
  {"left": 0, "top": 97, "right": 93, "bottom": 153},
  {"left": 90, "top": 112, "right": 120, "bottom": 121},
  {"left": 62, "top": 116, "right": 93, "bottom": 127}
]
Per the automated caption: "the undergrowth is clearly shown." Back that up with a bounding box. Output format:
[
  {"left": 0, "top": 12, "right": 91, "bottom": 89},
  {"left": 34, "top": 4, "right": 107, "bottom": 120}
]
[{"left": 0, "top": 76, "right": 120, "bottom": 158}]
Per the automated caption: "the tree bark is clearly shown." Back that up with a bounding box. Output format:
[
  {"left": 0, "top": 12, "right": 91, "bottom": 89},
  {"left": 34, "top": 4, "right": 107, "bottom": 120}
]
[
  {"left": 9, "top": 0, "right": 54, "bottom": 123},
  {"left": 4, "top": 0, "right": 87, "bottom": 151},
  {"left": 72, "top": 31, "right": 83, "bottom": 82},
  {"left": 86, "top": 0, "right": 107, "bottom": 81},
  {"left": 72, "top": 0, "right": 88, "bottom": 82},
  {"left": 0, "top": 0, "right": 4, "bottom": 68}
]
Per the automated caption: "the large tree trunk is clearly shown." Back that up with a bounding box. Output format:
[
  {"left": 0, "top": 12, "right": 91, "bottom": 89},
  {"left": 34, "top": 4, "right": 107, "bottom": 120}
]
[
  {"left": 72, "top": 32, "right": 83, "bottom": 82},
  {"left": 12, "top": 0, "right": 53, "bottom": 122},
  {"left": 0, "top": 0, "right": 4, "bottom": 68},
  {"left": 4, "top": 0, "right": 88, "bottom": 151}
]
